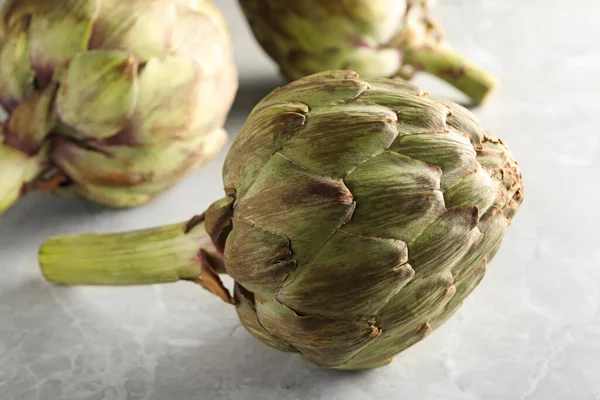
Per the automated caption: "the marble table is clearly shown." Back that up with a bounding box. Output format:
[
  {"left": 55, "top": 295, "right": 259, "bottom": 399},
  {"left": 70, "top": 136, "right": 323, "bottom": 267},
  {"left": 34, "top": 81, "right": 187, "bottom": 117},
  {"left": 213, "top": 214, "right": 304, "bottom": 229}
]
[{"left": 1, "top": 0, "right": 599, "bottom": 399}]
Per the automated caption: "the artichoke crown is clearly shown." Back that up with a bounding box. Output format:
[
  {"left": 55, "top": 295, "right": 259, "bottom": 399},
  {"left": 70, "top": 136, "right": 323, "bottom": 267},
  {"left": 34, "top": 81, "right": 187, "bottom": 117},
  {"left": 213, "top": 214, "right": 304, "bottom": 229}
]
[
  {"left": 206, "top": 71, "right": 523, "bottom": 370},
  {"left": 0, "top": 0, "right": 237, "bottom": 207}
]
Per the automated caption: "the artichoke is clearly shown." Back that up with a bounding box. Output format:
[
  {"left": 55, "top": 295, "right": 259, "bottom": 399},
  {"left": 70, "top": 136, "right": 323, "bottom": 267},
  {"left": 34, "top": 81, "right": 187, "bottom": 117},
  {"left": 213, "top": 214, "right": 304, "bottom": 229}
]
[
  {"left": 39, "top": 71, "right": 523, "bottom": 370},
  {"left": 239, "top": 0, "right": 497, "bottom": 105},
  {"left": 0, "top": 0, "right": 237, "bottom": 213}
]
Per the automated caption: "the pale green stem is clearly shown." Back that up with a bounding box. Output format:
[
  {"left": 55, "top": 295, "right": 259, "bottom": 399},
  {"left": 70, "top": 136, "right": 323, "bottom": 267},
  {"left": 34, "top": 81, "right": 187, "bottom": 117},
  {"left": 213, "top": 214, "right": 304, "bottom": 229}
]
[
  {"left": 0, "top": 141, "right": 50, "bottom": 214},
  {"left": 39, "top": 220, "right": 223, "bottom": 286},
  {"left": 403, "top": 44, "right": 498, "bottom": 105}
]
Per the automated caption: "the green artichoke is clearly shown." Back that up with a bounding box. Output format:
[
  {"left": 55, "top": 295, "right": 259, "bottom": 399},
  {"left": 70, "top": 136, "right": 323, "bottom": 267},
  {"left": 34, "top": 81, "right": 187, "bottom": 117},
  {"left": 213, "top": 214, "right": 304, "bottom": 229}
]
[
  {"left": 39, "top": 71, "right": 523, "bottom": 370},
  {"left": 0, "top": 0, "right": 237, "bottom": 213},
  {"left": 239, "top": 0, "right": 497, "bottom": 105}
]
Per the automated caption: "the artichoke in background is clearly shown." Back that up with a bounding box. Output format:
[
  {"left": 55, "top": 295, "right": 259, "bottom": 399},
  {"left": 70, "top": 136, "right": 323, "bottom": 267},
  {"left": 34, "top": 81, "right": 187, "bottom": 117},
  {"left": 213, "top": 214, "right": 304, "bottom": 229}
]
[
  {"left": 40, "top": 71, "right": 523, "bottom": 370},
  {"left": 239, "top": 0, "right": 497, "bottom": 105},
  {"left": 0, "top": 0, "right": 237, "bottom": 213}
]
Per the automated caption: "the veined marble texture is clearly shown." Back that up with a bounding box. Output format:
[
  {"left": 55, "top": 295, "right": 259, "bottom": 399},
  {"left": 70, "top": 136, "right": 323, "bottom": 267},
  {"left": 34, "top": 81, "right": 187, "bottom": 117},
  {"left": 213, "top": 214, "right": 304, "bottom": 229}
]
[{"left": 1, "top": 0, "right": 599, "bottom": 399}]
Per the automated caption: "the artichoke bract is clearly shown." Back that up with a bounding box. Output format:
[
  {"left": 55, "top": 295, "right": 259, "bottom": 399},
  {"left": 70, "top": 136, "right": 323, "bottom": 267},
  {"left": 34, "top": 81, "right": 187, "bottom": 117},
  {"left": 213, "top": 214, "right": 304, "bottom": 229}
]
[
  {"left": 0, "top": 0, "right": 237, "bottom": 213},
  {"left": 39, "top": 71, "right": 523, "bottom": 370},
  {"left": 239, "top": 0, "right": 497, "bottom": 105}
]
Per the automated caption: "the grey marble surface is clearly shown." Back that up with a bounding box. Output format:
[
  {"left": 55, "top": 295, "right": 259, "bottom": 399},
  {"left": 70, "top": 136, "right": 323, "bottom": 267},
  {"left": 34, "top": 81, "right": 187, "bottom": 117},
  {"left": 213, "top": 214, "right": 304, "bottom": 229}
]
[{"left": 1, "top": 1, "right": 599, "bottom": 399}]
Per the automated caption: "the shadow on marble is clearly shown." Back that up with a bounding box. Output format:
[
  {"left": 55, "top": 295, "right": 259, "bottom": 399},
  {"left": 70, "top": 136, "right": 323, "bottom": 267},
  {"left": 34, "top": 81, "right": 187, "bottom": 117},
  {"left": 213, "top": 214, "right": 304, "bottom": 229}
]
[
  {"left": 0, "top": 278, "right": 82, "bottom": 334},
  {"left": 146, "top": 325, "right": 375, "bottom": 399},
  {"left": 1, "top": 277, "right": 377, "bottom": 399},
  {"left": 0, "top": 193, "right": 137, "bottom": 256},
  {"left": 0, "top": 277, "right": 46, "bottom": 302},
  {"left": 0, "top": 191, "right": 129, "bottom": 224},
  {"left": 226, "top": 75, "right": 287, "bottom": 122}
]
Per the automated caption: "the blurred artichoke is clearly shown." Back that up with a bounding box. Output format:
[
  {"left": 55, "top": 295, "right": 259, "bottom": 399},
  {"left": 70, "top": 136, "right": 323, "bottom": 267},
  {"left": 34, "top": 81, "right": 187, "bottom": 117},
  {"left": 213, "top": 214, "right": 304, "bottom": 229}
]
[
  {"left": 0, "top": 0, "right": 237, "bottom": 213},
  {"left": 239, "top": 0, "right": 497, "bottom": 105},
  {"left": 40, "top": 71, "right": 523, "bottom": 370}
]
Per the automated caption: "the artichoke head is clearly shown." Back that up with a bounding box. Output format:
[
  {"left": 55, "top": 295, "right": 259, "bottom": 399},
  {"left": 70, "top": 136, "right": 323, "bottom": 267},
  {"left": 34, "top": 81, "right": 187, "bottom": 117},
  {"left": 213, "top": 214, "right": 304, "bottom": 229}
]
[
  {"left": 239, "top": 0, "right": 497, "bottom": 105},
  {"left": 203, "top": 70, "right": 523, "bottom": 370},
  {"left": 0, "top": 0, "right": 237, "bottom": 209}
]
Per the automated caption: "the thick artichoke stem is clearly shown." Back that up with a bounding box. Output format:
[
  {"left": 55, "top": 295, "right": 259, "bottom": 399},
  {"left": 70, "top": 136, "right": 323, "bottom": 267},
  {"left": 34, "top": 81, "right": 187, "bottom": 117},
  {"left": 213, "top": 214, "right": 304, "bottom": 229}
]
[
  {"left": 39, "top": 219, "right": 226, "bottom": 288},
  {"left": 0, "top": 141, "right": 50, "bottom": 214},
  {"left": 403, "top": 44, "right": 498, "bottom": 105}
]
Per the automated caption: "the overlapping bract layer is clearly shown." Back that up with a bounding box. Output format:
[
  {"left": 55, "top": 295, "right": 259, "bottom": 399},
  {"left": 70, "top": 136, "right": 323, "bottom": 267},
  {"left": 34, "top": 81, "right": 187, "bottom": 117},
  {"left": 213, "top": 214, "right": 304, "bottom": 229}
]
[
  {"left": 0, "top": 0, "right": 237, "bottom": 207},
  {"left": 210, "top": 71, "right": 523, "bottom": 370}
]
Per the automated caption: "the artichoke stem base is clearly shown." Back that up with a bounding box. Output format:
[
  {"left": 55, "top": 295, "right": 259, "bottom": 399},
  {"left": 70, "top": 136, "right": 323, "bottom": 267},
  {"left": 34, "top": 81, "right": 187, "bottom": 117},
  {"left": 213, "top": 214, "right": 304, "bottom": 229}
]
[{"left": 38, "top": 218, "right": 228, "bottom": 292}]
